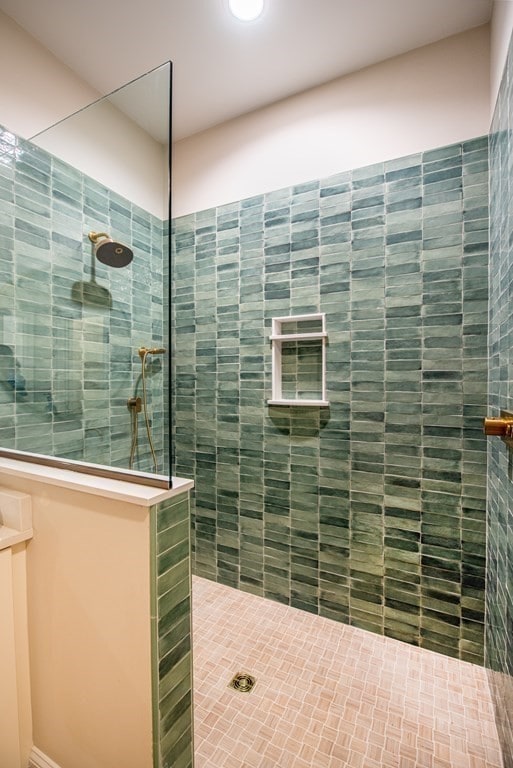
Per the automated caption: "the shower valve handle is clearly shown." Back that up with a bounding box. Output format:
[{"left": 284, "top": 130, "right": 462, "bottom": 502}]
[{"left": 483, "top": 417, "right": 513, "bottom": 437}]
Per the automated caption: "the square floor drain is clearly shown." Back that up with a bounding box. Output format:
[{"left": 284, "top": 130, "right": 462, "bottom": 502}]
[{"left": 228, "top": 672, "right": 256, "bottom": 692}]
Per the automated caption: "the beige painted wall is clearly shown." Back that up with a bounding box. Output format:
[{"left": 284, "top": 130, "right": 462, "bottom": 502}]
[
  {"left": 0, "top": 10, "right": 166, "bottom": 218},
  {"left": 173, "top": 25, "right": 491, "bottom": 217},
  {"left": 0, "top": 10, "right": 492, "bottom": 219},
  {"left": 0, "top": 474, "right": 154, "bottom": 768},
  {"left": 0, "top": 11, "right": 97, "bottom": 141},
  {"left": 32, "top": 98, "right": 168, "bottom": 220}
]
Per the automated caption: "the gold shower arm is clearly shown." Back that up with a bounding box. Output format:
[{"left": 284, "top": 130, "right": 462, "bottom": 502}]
[{"left": 88, "top": 231, "right": 109, "bottom": 243}]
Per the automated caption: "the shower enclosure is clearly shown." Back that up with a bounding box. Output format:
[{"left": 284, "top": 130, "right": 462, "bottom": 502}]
[{"left": 0, "top": 62, "right": 173, "bottom": 485}]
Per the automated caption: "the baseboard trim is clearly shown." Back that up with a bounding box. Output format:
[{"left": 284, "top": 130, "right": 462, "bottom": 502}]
[{"left": 28, "top": 747, "right": 63, "bottom": 768}]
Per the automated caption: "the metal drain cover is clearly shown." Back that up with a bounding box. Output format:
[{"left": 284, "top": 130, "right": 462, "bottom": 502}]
[{"left": 228, "top": 672, "right": 256, "bottom": 693}]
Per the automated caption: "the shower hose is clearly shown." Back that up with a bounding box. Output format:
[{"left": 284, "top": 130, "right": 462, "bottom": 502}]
[{"left": 129, "top": 347, "right": 163, "bottom": 473}]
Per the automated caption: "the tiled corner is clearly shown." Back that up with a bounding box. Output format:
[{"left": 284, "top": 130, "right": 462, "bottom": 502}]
[
  {"left": 488, "top": 28, "right": 513, "bottom": 768},
  {"left": 172, "top": 137, "right": 489, "bottom": 665}
]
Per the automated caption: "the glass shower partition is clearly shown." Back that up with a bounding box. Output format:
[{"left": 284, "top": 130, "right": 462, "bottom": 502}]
[{"left": 0, "top": 62, "right": 173, "bottom": 486}]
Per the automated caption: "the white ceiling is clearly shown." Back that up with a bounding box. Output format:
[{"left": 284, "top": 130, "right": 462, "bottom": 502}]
[{"left": 0, "top": 0, "right": 493, "bottom": 141}]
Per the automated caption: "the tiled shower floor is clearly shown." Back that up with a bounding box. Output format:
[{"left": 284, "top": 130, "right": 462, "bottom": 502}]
[{"left": 192, "top": 576, "right": 503, "bottom": 768}]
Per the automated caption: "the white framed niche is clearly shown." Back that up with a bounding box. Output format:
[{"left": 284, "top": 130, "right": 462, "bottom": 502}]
[{"left": 268, "top": 313, "right": 329, "bottom": 407}]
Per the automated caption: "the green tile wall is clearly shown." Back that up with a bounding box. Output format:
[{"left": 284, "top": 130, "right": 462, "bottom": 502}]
[
  {"left": 0, "top": 126, "right": 167, "bottom": 473},
  {"left": 172, "top": 137, "right": 489, "bottom": 664},
  {"left": 151, "top": 491, "right": 193, "bottom": 768},
  {"left": 488, "top": 28, "right": 513, "bottom": 768}
]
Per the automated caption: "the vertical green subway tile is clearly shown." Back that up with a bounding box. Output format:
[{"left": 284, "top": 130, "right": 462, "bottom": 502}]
[
  {"left": 151, "top": 491, "right": 193, "bottom": 768},
  {"left": 172, "top": 137, "right": 488, "bottom": 671},
  {"left": 488, "top": 29, "right": 513, "bottom": 765}
]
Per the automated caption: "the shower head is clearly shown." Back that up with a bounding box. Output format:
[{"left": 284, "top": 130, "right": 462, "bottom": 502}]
[{"left": 88, "top": 231, "right": 133, "bottom": 268}]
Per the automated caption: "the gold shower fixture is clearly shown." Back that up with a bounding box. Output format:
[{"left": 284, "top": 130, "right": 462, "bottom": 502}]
[
  {"left": 138, "top": 347, "right": 166, "bottom": 358},
  {"left": 88, "top": 231, "right": 133, "bottom": 268},
  {"left": 483, "top": 415, "right": 513, "bottom": 437},
  {"left": 88, "top": 231, "right": 109, "bottom": 244},
  {"left": 128, "top": 346, "right": 166, "bottom": 473}
]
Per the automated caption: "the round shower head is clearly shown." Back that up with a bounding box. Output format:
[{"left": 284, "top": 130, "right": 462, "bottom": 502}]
[{"left": 88, "top": 231, "right": 133, "bottom": 268}]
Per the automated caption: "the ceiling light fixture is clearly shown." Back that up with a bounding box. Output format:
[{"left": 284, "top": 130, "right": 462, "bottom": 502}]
[{"left": 228, "top": 0, "right": 264, "bottom": 21}]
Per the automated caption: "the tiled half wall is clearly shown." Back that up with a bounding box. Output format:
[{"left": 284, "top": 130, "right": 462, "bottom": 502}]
[
  {"left": 173, "top": 137, "right": 489, "bottom": 664},
  {"left": 151, "top": 491, "right": 193, "bottom": 768}
]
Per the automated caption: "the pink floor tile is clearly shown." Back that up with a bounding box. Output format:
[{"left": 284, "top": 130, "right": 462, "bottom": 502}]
[{"left": 192, "top": 576, "right": 503, "bottom": 768}]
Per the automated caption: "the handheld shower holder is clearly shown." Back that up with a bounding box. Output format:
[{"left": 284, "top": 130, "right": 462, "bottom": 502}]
[
  {"left": 127, "top": 396, "right": 142, "bottom": 412},
  {"left": 138, "top": 347, "right": 166, "bottom": 358}
]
